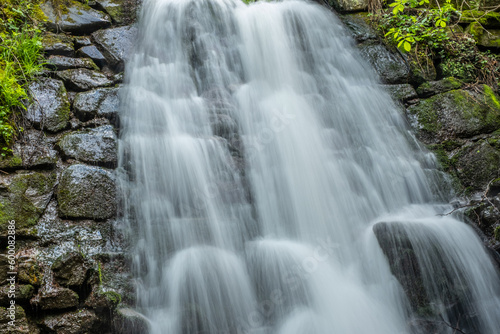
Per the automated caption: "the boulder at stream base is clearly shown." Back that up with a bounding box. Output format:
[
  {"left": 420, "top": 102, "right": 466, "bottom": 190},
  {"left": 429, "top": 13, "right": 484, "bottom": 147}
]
[
  {"left": 92, "top": 25, "right": 137, "bottom": 71},
  {"left": 40, "top": 309, "right": 99, "bottom": 334},
  {"left": 57, "top": 164, "right": 116, "bottom": 219},
  {"left": 26, "top": 78, "right": 70, "bottom": 133},
  {"left": 58, "top": 125, "right": 117, "bottom": 166},
  {"left": 113, "top": 308, "right": 151, "bottom": 334},
  {"left": 40, "top": 0, "right": 111, "bottom": 34}
]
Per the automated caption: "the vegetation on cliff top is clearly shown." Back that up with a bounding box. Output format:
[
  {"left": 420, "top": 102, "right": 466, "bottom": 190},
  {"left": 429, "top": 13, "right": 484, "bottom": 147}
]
[
  {"left": 0, "top": 0, "right": 44, "bottom": 156},
  {"left": 372, "top": 0, "right": 500, "bottom": 89}
]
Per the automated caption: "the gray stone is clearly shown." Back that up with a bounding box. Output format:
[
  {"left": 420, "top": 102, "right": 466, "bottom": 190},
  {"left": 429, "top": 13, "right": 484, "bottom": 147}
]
[
  {"left": 330, "top": 0, "right": 369, "bottom": 12},
  {"left": 58, "top": 125, "right": 117, "bottom": 166},
  {"left": 341, "top": 13, "right": 378, "bottom": 42},
  {"left": 32, "top": 287, "right": 79, "bottom": 310},
  {"left": 58, "top": 164, "right": 116, "bottom": 219},
  {"left": 76, "top": 45, "right": 107, "bottom": 68},
  {"left": 56, "top": 68, "right": 113, "bottom": 91},
  {"left": 26, "top": 78, "right": 70, "bottom": 132},
  {"left": 74, "top": 36, "right": 92, "bottom": 48},
  {"left": 42, "top": 33, "right": 74, "bottom": 57},
  {"left": 406, "top": 86, "right": 500, "bottom": 143},
  {"left": 40, "top": 309, "right": 99, "bottom": 334},
  {"left": 92, "top": 25, "right": 137, "bottom": 71},
  {"left": 46, "top": 55, "right": 99, "bottom": 71},
  {"left": 0, "top": 171, "right": 57, "bottom": 236},
  {"left": 0, "top": 131, "right": 58, "bottom": 171},
  {"left": 358, "top": 42, "right": 409, "bottom": 84},
  {"left": 40, "top": 0, "right": 111, "bottom": 34},
  {"left": 416, "top": 77, "right": 463, "bottom": 97},
  {"left": 0, "top": 285, "right": 34, "bottom": 306},
  {"left": 0, "top": 305, "right": 29, "bottom": 334},
  {"left": 382, "top": 84, "right": 418, "bottom": 103},
  {"left": 52, "top": 253, "right": 89, "bottom": 288},
  {"left": 113, "top": 308, "right": 151, "bottom": 334},
  {"left": 73, "top": 86, "right": 120, "bottom": 124},
  {"left": 97, "top": 0, "right": 127, "bottom": 24}
]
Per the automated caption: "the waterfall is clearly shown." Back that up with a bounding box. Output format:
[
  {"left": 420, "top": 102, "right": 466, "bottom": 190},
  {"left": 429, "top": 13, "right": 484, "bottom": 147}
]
[{"left": 119, "top": 0, "right": 500, "bottom": 333}]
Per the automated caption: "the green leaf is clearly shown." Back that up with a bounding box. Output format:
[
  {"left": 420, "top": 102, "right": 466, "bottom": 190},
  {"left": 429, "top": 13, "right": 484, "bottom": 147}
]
[{"left": 404, "top": 41, "right": 411, "bottom": 52}]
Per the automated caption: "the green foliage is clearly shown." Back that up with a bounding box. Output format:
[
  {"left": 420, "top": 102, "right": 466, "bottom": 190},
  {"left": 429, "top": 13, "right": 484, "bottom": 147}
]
[
  {"left": 374, "top": 0, "right": 500, "bottom": 87},
  {"left": 0, "top": 0, "right": 44, "bottom": 155}
]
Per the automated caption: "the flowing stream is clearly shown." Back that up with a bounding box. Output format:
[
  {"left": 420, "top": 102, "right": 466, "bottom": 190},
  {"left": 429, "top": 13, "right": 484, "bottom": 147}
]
[{"left": 119, "top": 0, "right": 500, "bottom": 333}]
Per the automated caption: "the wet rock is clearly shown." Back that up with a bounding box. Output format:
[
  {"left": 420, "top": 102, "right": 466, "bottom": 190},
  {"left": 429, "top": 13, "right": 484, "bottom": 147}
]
[
  {"left": 113, "top": 308, "right": 151, "bottom": 334},
  {"left": 358, "top": 42, "right": 409, "bottom": 84},
  {"left": 46, "top": 55, "right": 99, "bottom": 71},
  {"left": 42, "top": 33, "right": 74, "bottom": 57},
  {"left": 73, "top": 86, "right": 120, "bottom": 124},
  {"left": 74, "top": 36, "right": 92, "bottom": 48},
  {"left": 341, "top": 13, "right": 378, "bottom": 42},
  {"left": 465, "top": 197, "right": 500, "bottom": 250},
  {"left": 406, "top": 86, "right": 500, "bottom": 144},
  {"left": 33, "top": 287, "right": 79, "bottom": 311},
  {"left": 76, "top": 45, "right": 107, "bottom": 68},
  {"left": 17, "top": 254, "right": 43, "bottom": 287},
  {"left": 0, "top": 305, "right": 29, "bottom": 334},
  {"left": 416, "top": 77, "right": 463, "bottom": 98},
  {"left": 0, "top": 171, "right": 56, "bottom": 236},
  {"left": 26, "top": 78, "right": 70, "bottom": 133},
  {"left": 454, "top": 140, "right": 500, "bottom": 191},
  {"left": 92, "top": 25, "right": 137, "bottom": 71},
  {"left": 40, "top": 309, "right": 99, "bottom": 334},
  {"left": 8, "top": 130, "right": 58, "bottom": 169},
  {"left": 57, "top": 164, "right": 116, "bottom": 220},
  {"left": 40, "top": 0, "right": 111, "bottom": 34},
  {"left": 52, "top": 252, "right": 89, "bottom": 288},
  {"left": 0, "top": 285, "right": 34, "bottom": 306},
  {"left": 58, "top": 125, "right": 117, "bottom": 166},
  {"left": 382, "top": 84, "right": 418, "bottom": 103},
  {"left": 97, "top": 0, "right": 127, "bottom": 24},
  {"left": 330, "top": 0, "right": 368, "bottom": 12},
  {"left": 85, "top": 288, "right": 121, "bottom": 312},
  {"left": 56, "top": 68, "right": 113, "bottom": 91},
  {"left": 408, "top": 52, "right": 437, "bottom": 85},
  {"left": 210, "top": 114, "right": 238, "bottom": 138}
]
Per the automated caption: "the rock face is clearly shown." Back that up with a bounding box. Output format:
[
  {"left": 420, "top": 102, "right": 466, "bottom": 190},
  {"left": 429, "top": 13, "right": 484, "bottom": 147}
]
[
  {"left": 40, "top": 0, "right": 111, "bottom": 34},
  {"left": 330, "top": 0, "right": 369, "bottom": 12},
  {"left": 113, "top": 308, "right": 151, "bottom": 334},
  {"left": 0, "top": 172, "right": 56, "bottom": 235},
  {"left": 92, "top": 25, "right": 137, "bottom": 71},
  {"left": 0, "top": 305, "right": 30, "bottom": 334},
  {"left": 40, "top": 309, "right": 99, "bottom": 334},
  {"left": 26, "top": 78, "right": 70, "bottom": 132},
  {"left": 42, "top": 33, "right": 75, "bottom": 57},
  {"left": 416, "top": 77, "right": 463, "bottom": 98},
  {"left": 382, "top": 84, "right": 418, "bottom": 103},
  {"left": 73, "top": 87, "right": 120, "bottom": 123},
  {"left": 56, "top": 68, "right": 114, "bottom": 91},
  {"left": 57, "top": 164, "right": 116, "bottom": 219},
  {"left": 358, "top": 42, "right": 409, "bottom": 84},
  {"left": 406, "top": 87, "right": 500, "bottom": 144},
  {"left": 52, "top": 253, "right": 89, "bottom": 288},
  {"left": 46, "top": 55, "right": 99, "bottom": 71},
  {"left": 76, "top": 45, "right": 107, "bottom": 68},
  {"left": 58, "top": 125, "right": 118, "bottom": 166},
  {"left": 33, "top": 287, "right": 79, "bottom": 310}
]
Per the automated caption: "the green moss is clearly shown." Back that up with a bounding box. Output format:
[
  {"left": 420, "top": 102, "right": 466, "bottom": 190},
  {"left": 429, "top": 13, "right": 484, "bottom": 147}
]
[
  {"left": 460, "top": 10, "right": 500, "bottom": 26},
  {"left": 467, "top": 22, "right": 484, "bottom": 43},
  {"left": 0, "top": 172, "right": 56, "bottom": 234},
  {"left": 103, "top": 291, "right": 122, "bottom": 307},
  {"left": 410, "top": 99, "right": 441, "bottom": 133},
  {"left": 494, "top": 226, "right": 500, "bottom": 241}
]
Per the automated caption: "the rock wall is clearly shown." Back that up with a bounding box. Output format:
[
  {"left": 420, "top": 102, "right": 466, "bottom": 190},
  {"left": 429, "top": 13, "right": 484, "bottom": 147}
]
[{"left": 0, "top": 0, "right": 143, "bottom": 333}]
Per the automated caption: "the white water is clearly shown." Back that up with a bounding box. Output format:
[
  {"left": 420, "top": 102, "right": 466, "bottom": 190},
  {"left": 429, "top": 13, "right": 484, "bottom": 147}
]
[{"left": 119, "top": 0, "right": 500, "bottom": 333}]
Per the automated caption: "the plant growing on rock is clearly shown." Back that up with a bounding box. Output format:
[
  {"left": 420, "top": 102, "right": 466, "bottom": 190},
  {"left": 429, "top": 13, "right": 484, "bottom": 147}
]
[{"left": 0, "top": 0, "right": 44, "bottom": 155}]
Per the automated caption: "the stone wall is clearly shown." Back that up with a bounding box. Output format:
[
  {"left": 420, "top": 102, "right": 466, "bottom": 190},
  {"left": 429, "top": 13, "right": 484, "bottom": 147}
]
[{"left": 0, "top": 1, "right": 143, "bottom": 333}]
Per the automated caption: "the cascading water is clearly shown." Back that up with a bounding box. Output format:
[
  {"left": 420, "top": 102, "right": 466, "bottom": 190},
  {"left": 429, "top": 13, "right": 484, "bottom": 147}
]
[{"left": 119, "top": 0, "right": 500, "bottom": 333}]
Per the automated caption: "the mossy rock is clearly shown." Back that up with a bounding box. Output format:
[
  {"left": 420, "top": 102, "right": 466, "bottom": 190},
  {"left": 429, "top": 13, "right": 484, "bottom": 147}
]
[
  {"left": 40, "top": 309, "right": 99, "bottom": 333},
  {"left": 409, "top": 51, "right": 437, "bottom": 85},
  {"left": 454, "top": 140, "right": 500, "bottom": 191},
  {"left": 460, "top": 10, "right": 500, "bottom": 28},
  {"left": 406, "top": 86, "right": 500, "bottom": 144},
  {"left": 57, "top": 164, "right": 116, "bottom": 220},
  {"left": 42, "top": 32, "right": 75, "bottom": 57},
  {"left": 416, "top": 77, "right": 463, "bottom": 98},
  {"left": 0, "top": 305, "right": 29, "bottom": 333},
  {"left": 0, "top": 171, "right": 56, "bottom": 236}
]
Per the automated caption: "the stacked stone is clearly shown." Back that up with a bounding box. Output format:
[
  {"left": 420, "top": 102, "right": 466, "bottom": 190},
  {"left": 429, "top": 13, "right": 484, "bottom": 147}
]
[{"left": 0, "top": 1, "right": 143, "bottom": 333}]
